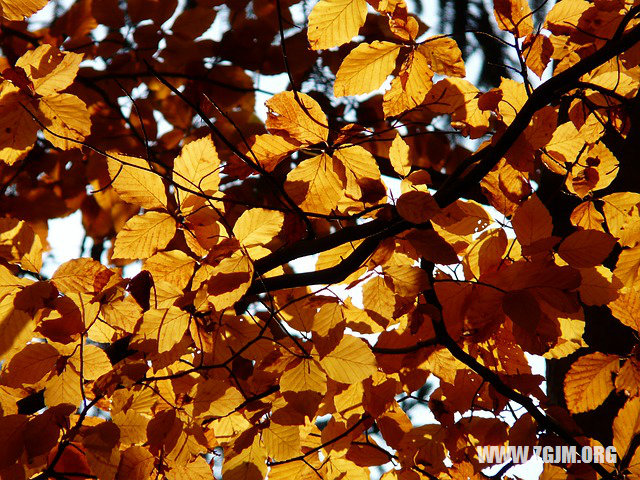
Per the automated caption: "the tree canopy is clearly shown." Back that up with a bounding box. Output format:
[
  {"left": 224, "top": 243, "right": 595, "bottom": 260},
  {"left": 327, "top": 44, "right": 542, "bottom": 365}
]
[{"left": 0, "top": 0, "right": 640, "bottom": 479}]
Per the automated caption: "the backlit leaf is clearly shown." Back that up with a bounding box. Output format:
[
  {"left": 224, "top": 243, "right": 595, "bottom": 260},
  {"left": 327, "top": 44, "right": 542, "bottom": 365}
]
[
  {"left": 107, "top": 153, "right": 168, "bottom": 210},
  {"left": 334, "top": 41, "right": 401, "bottom": 97},
  {"left": 307, "top": 0, "right": 367, "bottom": 50},
  {"left": 112, "top": 211, "right": 177, "bottom": 260},
  {"left": 319, "top": 335, "right": 377, "bottom": 384},
  {"left": 266, "top": 92, "right": 328, "bottom": 144},
  {"left": 564, "top": 353, "right": 619, "bottom": 413}
]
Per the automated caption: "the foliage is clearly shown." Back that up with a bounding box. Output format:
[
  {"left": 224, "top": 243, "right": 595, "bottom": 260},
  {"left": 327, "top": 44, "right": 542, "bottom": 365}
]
[{"left": 0, "top": 0, "right": 639, "bottom": 479}]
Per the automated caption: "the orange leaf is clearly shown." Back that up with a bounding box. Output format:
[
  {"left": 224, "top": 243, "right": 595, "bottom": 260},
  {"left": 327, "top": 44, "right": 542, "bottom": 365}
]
[{"left": 564, "top": 352, "right": 619, "bottom": 413}]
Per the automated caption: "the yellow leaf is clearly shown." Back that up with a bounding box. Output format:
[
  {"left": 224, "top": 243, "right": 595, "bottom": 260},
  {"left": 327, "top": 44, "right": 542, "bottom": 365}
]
[
  {"left": 0, "top": 295, "right": 35, "bottom": 362},
  {"left": 285, "top": 153, "right": 343, "bottom": 214},
  {"left": 313, "top": 303, "right": 345, "bottom": 337},
  {"left": 112, "top": 211, "right": 177, "bottom": 260},
  {"left": 281, "top": 357, "right": 327, "bottom": 395},
  {"left": 334, "top": 41, "right": 401, "bottom": 97},
  {"left": 418, "top": 37, "right": 465, "bottom": 77},
  {"left": 16, "top": 44, "right": 83, "bottom": 96},
  {"left": 112, "top": 411, "right": 150, "bottom": 446},
  {"left": 266, "top": 91, "right": 328, "bottom": 144},
  {"left": 0, "top": 82, "right": 38, "bottom": 165},
  {"left": 139, "top": 306, "right": 191, "bottom": 353},
  {"left": 69, "top": 345, "right": 112, "bottom": 380},
  {"left": 389, "top": 134, "right": 411, "bottom": 177},
  {"left": 564, "top": 352, "right": 619, "bottom": 413},
  {"left": 614, "top": 245, "right": 640, "bottom": 287},
  {"left": 570, "top": 201, "right": 604, "bottom": 231},
  {"left": 493, "top": 0, "right": 533, "bottom": 36},
  {"left": 307, "top": 0, "right": 367, "bottom": 50},
  {"left": 44, "top": 367, "right": 83, "bottom": 407},
  {"left": 144, "top": 250, "right": 195, "bottom": 291},
  {"left": 319, "top": 335, "right": 377, "bottom": 384},
  {"left": 543, "top": 121, "right": 584, "bottom": 167},
  {"left": 616, "top": 358, "right": 640, "bottom": 397},
  {"left": 107, "top": 153, "right": 168, "bottom": 210},
  {"left": 613, "top": 397, "right": 640, "bottom": 460},
  {"left": 233, "top": 208, "right": 284, "bottom": 258},
  {"left": 191, "top": 379, "right": 244, "bottom": 418},
  {"left": 52, "top": 258, "right": 114, "bottom": 295},
  {"left": 383, "top": 50, "right": 433, "bottom": 117},
  {"left": 384, "top": 264, "right": 428, "bottom": 298},
  {"left": 602, "top": 192, "right": 640, "bottom": 247},
  {"left": 262, "top": 423, "right": 301, "bottom": 461},
  {"left": 0, "top": 217, "right": 43, "bottom": 272},
  {"left": 172, "top": 136, "right": 220, "bottom": 213},
  {"left": 247, "top": 134, "right": 299, "bottom": 172},
  {"left": 222, "top": 434, "right": 267, "bottom": 480},
  {"left": 609, "top": 288, "right": 640, "bottom": 332},
  {"left": 207, "top": 253, "right": 253, "bottom": 310},
  {"left": 334, "top": 144, "right": 383, "bottom": 203},
  {"left": 37, "top": 93, "right": 91, "bottom": 150},
  {"left": 0, "top": 0, "right": 47, "bottom": 20}
]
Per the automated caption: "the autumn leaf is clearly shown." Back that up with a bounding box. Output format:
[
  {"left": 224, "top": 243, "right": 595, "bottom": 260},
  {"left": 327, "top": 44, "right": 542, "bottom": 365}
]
[
  {"left": 318, "top": 335, "right": 377, "bottom": 384},
  {"left": 334, "top": 41, "right": 401, "bottom": 97},
  {"left": 266, "top": 91, "right": 328, "bottom": 145},
  {"left": 564, "top": 353, "right": 619, "bottom": 413},
  {"left": 0, "top": 0, "right": 48, "bottom": 20},
  {"left": 285, "top": 152, "right": 343, "bottom": 214},
  {"left": 107, "top": 153, "right": 168, "bottom": 210},
  {"left": 112, "top": 211, "right": 177, "bottom": 260},
  {"left": 307, "top": 0, "right": 367, "bottom": 50}
]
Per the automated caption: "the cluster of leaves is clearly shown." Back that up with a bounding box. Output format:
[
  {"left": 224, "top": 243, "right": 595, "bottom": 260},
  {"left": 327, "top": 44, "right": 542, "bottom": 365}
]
[{"left": 0, "top": 0, "right": 640, "bottom": 479}]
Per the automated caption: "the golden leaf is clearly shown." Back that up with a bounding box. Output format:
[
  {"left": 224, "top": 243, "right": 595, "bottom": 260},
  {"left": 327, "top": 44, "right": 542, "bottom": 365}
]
[
  {"left": 262, "top": 423, "right": 301, "bottom": 461},
  {"left": 266, "top": 91, "right": 328, "bottom": 145},
  {"left": 493, "top": 0, "right": 533, "bottom": 36},
  {"left": 614, "top": 245, "right": 640, "bottom": 287},
  {"left": 68, "top": 345, "right": 112, "bottom": 380},
  {"left": 418, "top": 37, "right": 465, "bottom": 77},
  {"left": 383, "top": 50, "right": 433, "bottom": 117},
  {"left": 0, "top": 295, "right": 35, "bottom": 362},
  {"left": 52, "top": 258, "right": 114, "bottom": 295},
  {"left": 172, "top": 136, "right": 220, "bottom": 213},
  {"left": 233, "top": 208, "right": 284, "bottom": 259},
  {"left": 0, "top": 0, "right": 47, "bottom": 20},
  {"left": 0, "top": 82, "right": 39, "bottom": 165},
  {"left": 139, "top": 307, "right": 191, "bottom": 353},
  {"left": 247, "top": 134, "right": 299, "bottom": 172},
  {"left": 222, "top": 434, "right": 267, "bottom": 480},
  {"left": 334, "top": 41, "right": 401, "bottom": 97},
  {"left": 285, "top": 153, "right": 343, "bottom": 214},
  {"left": 16, "top": 44, "right": 83, "bottom": 96},
  {"left": 112, "top": 211, "right": 177, "bottom": 260},
  {"left": 389, "top": 134, "right": 411, "bottom": 177},
  {"left": 307, "top": 0, "right": 367, "bottom": 50},
  {"left": 564, "top": 352, "right": 619, "bottom": 413},
  {"left": 107, "top": 153, "right": 168, "bottom": 210},
  {"left": 613, "top": 397, "right": 640, "bottom": 460},
  {"left": 318, "top": 335, "right": 377, "bottom": 384},
  {"left": 207, "top": 253, "right": 253, "bottom": 310},
  {"left": 145, "top": 250, "right": 195, "bottom": 291},
  {"left": 602, "top": 192, "right": 640, "bottom": 247},
  {"left": 609, "top": 288, "right": 640, "bottom": 332},
  {"left": 616, "top": 358, "right": 640, "bottom": 397},
  {"left": 280, "top": 357, "right": 328, "bottom": 396},
  {"left": 44, "top": 367, "right": 83, "bottom": 407},
  {"left": 37, "top": 93, "right": 91, "bottom": 150}
]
